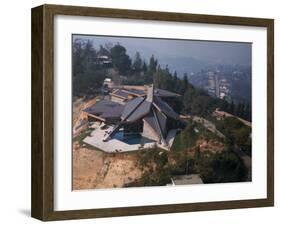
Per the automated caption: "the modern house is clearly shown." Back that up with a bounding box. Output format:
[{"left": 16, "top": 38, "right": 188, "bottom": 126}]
[
  {"left": 104, "top": 85, "right": 179, "bottom": 147},
  {"left": 83, "top": 85, "right": 181, "bottom": 151}
]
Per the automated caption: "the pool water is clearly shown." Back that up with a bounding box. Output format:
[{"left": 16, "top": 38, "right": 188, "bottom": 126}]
[{"left": 113, "top": 131, "right": 155, "bottom": 145}]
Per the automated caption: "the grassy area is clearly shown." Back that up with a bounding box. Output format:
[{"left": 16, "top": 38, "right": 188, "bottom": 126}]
[
  {"left": 171, "top": 123, "right": 198, "bottom": 152},
  {"left": 124, "top": 147, "right": 171, "bottom": 187},
  {"left": 195, "top": 151, "right": 247, "bottom": 183},
  {"left": 171, "top": 120, "right": 222, "bottom": 152},
  {"left": 212, "top": 116, "right": 252, "bottom": 155},
  {"left": 124, "top": 140, "right": 248, "bottom": 186}
]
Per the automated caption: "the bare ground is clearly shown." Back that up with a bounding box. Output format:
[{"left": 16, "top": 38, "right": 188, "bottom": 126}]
[
  {"left": 72, "top": 142, "right": 142, "bottom": 190},
  {"left": 196, "top": 138, "right": 225, "bottom": 153},
  {"left": 72, "top": 97, "right": 143, "bottom": 190}
]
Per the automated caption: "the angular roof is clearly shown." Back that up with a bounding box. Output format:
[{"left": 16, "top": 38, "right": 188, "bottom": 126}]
[
  {"left": 124, "top": 100, "right": 151, "bottom": 122},
  {"left": 121, "top": 97, "right": 145, "bottom": 120},
  {"left": 153, "top": 96, "right": 178, "bottom": 119},
  {"left": 143, "top": 110, "right": 167, "bottom": 138},
  {"left": 110, "top": 87, "right": 179, "bottom": 101},
  {"left": 110, "top": 88, "right": 146, "bottom": 100},
  {"left": 125, "top": 88, "right": 146, "bottom": 96},
  {"left": 154, "top": 88, "right": 180, "bottom": 98},
  {"left": 84, "top": 100, "right": 124, "bottom": 120},
  {"left": 113, "top": 89, "right": 130, "bottom": 99},
  {"left": 104, "top": 86, "right": 178, "bottom": 146}
]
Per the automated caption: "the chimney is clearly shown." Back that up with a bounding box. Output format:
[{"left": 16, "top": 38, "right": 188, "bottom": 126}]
[{"left": 146, "top": 84, "right": 154, "bottom": 102}]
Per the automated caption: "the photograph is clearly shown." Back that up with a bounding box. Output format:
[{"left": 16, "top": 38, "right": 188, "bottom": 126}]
[{"left": 72, "top": 35, "right": 252, "bottom": 190}]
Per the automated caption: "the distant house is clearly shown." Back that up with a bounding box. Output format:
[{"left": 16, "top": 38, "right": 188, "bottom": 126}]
[
  {"left": 94, "top": 55, "right": 113, "bottom": 68},
  {"left": 103, "top": 78, "right": 113, "bottom": 87}
]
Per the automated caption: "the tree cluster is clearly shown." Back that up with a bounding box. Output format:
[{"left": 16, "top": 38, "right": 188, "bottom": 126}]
[
  {"left": 215, "top": 117, "right": 252, "bottom": 156},
  {"left": 72, "top": 39, "right": 110, "bottom": 96},
  {"left": 227, "top": 101, "right": 251, "bottom": 121},
  {"left": 73, "top": 39, "right": 250, "bottom": 121}
]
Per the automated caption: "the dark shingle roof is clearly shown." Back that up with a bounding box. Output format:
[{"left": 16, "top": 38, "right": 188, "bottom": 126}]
[
  {"left": 154, "top": 88, "right": 180, "bottom": 98},
  {"left": 112, "top": 89, "right": 130, "bottom": 99},
  {"left": 143, "top": 109, "right": 167, "bottom": 138},
  {"left": 84, "top": 100, "right": 124, "bottom": 120},
  {"left": 111, "top": 88, "right": 146, "bottom": 100},
  {"left": 125, "top": 88, "right": 146, "bottom": 96},
  {"left": 121, "top": 97, "right": 144, "bottom": 120},
  {"left": 155, "top": 108, "right": 167, "bottom": 136},
  {"left": 126, "top": 100, "right": 151, "bottom": 122},
  {"left": 104, "top": 86, "right": 178, "bottom": 144},
  {"left": 153, "top": 96, "right": 178, "bottom": 119},
  {"left": 121, "top": 97, "right": 152, "bottom": 122}
]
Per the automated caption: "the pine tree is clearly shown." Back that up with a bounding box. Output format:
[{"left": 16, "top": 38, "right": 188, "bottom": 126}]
[
  {"left": 230, "top": 100, "right": 235, "bottom": 114},
  {"left": 142, "top": 61, "right": 147, "bottom": 73},
  {"left": 240, "top": 103, "right": 245, "bottom": 119},
  {"left": 132, "top": 51, "right": 142, "bottom": 72},
  {"left": 149, "top": 55, "right": 158, "bottom": 73},
  {"left": 110, "top": 44, "right": 131, "bottom": 75},
  {"left": 173, "top": 71, "right": 178, "bottom": 80},
  {"left": 245, "top": 103, "right": 251, "bottom": 121},
  {"left": 183, "top": 74, "right": 189, "bottom": 89}
]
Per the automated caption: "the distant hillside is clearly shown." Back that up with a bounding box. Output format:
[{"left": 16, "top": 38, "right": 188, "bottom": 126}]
[{"left": 158, "top": 56, "right": 209, "bottom": 76}]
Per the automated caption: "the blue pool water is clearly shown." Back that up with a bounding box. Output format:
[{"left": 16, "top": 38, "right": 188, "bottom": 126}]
[{"left": 113, "top": 131, "right": 155, "bottom": 145}]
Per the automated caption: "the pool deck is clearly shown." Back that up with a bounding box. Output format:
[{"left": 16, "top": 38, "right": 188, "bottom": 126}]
[{"left": 83, "top": 126, "right": 177, "bottom": 152}]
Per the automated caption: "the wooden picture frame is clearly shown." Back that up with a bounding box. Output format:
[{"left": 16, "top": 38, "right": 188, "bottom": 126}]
[{"left": 31, "top": 4, "right": 274, "bottom": 221}]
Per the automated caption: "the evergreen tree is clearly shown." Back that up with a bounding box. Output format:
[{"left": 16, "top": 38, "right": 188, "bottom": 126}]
[
  {"left": 72, "top": 39, "right": 84, "bottom": 76},
  {"left": 132, "top": 51, "right": 143, "bottom": 72},
  {"left": 229, "top": 100, "right": 235, "bottom": 114},
  {"left": 98, "top": 45, "right": 110, "bottom": 56},
  {"left": 110, "top": 44, "right": 131, "bottom": 75},
  {"left": 148, "top": 55, "right": 158, "bottom": 73},
  {"left": 173, "top": 71, "right": 178, "bottom": 80},
  {"left": 183, "top": 74, "right": 189, "bottom": 90},
  {"left": 240, "top": 103, "right": 245, "bottom": 118},
  {"left": 245, "top": 103, "right": 251, "bottom": 121},
  {"left": 142, "top": 61, "right": 147, "bottom": 73}
]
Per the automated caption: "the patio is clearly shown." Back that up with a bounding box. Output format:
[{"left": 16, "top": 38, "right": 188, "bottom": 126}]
[{"left": 83, "top": 126, "right": 178, "bottom": 152}]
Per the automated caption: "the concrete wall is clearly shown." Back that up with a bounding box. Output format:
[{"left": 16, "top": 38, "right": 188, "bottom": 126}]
[{"left": 142, "top": 119, "right": 160, "bottom": 142}]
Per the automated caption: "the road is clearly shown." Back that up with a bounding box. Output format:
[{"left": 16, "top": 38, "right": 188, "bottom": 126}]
[{"left": 213, "top": 109, "right": 252, "bottom": 127}]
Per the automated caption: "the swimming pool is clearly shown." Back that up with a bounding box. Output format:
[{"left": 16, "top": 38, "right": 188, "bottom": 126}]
[{"left": 113, "top": 131, "right": 155, "bottom": 145}]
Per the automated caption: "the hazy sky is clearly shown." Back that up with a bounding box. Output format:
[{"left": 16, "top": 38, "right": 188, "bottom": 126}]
[{"left": 73, "top": 34, "right": 252, "bottom": 67}]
